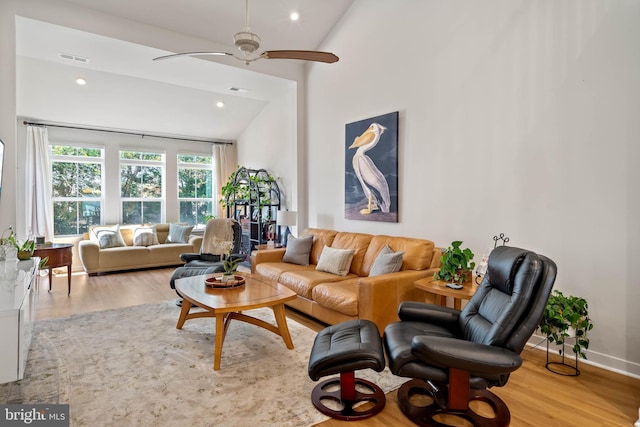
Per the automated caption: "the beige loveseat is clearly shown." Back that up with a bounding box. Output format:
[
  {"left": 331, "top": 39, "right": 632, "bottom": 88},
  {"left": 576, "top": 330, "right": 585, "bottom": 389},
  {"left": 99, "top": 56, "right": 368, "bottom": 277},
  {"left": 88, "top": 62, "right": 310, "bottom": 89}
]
[
  {"left": 78, "top": 224, "right": 202, "bottom": 275},
  {"left": 251, "top": 228, "right": 442, "bottom": 334}
]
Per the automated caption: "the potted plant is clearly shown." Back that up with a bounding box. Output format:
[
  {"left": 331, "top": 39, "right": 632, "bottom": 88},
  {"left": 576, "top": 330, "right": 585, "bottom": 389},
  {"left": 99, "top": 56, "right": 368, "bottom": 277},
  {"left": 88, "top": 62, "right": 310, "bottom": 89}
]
[
  {"left": 16, "top": 239, "right": 35, "bottom": 260},
  {"left": 539, "top": 290, "right": 593, "bottom": 359},
  {"left": 434, "top": 241, "right": 475, "bottom": 286}
]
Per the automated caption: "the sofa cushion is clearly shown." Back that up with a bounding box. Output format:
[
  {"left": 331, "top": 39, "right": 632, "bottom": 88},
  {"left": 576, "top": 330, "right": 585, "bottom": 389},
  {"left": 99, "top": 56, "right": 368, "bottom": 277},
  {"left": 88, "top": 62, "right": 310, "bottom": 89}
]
[
  {"left": 301, "top": 228, "right": 338, "bottom": 265},
  {"left": 166, "top": 223, "right": 194, "bottom": 243},
  {"left": 255, "top": 262, "right": 314, "bottom": 282},
  {"left": 133, "top": 226, "right": 159, "bottom": 247},
  {"left": 279, "top": 269, "right": 356, "bottom": 299},
  {"left": 316, "top": 246, "right": 355, "bottom": 276},
  {"left": 362, "top": 235, "right": 435, "bottom": 275},
  {"left": 282, "top": 235, "right": 314, "bottom": 265},
  {"left": 312, "top": 279, "right": 359, "bottom": 317},
  {"left": 329, "top": 232, "right": 373, "bottom": 276},
  {"left": 369, "top": 244, "right": 404, "bottom": 276}
]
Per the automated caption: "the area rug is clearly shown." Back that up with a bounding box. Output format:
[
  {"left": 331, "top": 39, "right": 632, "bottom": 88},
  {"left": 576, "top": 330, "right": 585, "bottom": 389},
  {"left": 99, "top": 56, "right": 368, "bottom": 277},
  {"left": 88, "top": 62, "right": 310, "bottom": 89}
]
[{"left": 0, "top": 301, "right": 405, "bottom": 426}]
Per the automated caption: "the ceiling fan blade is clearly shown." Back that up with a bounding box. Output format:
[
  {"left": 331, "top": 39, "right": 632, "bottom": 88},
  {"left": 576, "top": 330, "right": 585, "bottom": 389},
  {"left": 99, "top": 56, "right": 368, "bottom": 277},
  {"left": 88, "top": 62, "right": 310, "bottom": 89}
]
[
  {"left": 153, "top": 51, "right": 233, "bottom": 61},
  {"left": 261, "top": 50, "right": 339, "bottom": 63}
]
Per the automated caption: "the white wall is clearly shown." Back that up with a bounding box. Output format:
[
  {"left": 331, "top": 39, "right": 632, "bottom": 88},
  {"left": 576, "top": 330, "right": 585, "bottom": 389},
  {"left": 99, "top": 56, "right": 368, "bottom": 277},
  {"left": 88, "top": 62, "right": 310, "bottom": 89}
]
[{"left": 305, "top": 0, "right": 640, "bottom": 376}]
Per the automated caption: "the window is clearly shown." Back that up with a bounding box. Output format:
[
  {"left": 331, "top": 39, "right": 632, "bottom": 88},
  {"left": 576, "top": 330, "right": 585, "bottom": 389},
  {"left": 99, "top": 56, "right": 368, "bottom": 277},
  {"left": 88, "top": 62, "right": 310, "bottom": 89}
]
[
  {"left": 51, "top": 145, "right": 104, "bottom": 236},
  {"left": 177, "top": 154, "right": 214, "bottom": 225},
  {"left": 120, "top": 150, "right": 164, "bottom": 224}
]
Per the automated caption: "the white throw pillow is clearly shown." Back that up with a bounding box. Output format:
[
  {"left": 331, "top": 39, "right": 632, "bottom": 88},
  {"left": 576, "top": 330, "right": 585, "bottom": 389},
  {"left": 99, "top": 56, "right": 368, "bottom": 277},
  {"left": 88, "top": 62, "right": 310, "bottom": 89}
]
[
  {"left": 166, "top": 223, "right": 194, "bottom": 244},
  {"left": 91, "top": 225, "right": 126, "bottom": 247},
  {"left": 369, "top": 244, "right": 404, "bottom": 276},
  {"left": 133, "top": 226, "right": 159, "bottom": 247},
  {"left": 97, "top": 230, "right": 126, "bottom": 249},
  {"left": 316, "top": 246, "right": 355, "bottom": 276}
]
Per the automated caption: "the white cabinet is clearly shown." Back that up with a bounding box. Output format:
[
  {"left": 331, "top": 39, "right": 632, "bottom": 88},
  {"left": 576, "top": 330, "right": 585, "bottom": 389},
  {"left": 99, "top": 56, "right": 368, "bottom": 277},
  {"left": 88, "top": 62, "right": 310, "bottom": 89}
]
[{"left": 0, "top": 258, "right": 38, "bottom": 384}]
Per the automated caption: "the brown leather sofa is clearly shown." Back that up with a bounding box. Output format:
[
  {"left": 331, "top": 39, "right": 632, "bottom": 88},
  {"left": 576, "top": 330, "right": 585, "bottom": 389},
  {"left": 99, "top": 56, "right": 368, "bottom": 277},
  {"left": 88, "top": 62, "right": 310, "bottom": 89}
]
[
  {"left": 78, "top": 224, "right": 202, "bottom": 275},
  {"left": 251, "top": 228, "right": 442, "bottom": 334}
]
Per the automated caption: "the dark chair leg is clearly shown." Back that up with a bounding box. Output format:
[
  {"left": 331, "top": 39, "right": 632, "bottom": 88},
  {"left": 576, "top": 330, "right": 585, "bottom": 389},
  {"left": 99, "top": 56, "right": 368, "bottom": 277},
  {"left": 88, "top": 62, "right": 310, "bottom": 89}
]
[{"left": 396, "top": 376, "right": 511, "bottom": 427}]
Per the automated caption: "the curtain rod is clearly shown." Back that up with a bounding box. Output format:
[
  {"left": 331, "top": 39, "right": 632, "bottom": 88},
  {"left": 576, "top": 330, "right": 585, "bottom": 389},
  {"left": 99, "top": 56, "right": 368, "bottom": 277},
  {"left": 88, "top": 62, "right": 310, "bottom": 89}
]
[{"left": 22, "top": 120, "right": 234, "bottom": 145}]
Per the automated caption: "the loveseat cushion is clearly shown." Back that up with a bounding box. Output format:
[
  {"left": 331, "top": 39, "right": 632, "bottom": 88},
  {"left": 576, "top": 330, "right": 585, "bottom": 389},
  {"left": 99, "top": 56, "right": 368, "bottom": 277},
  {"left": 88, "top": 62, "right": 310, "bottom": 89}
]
[
  {"left": 279, "top": 269, "right": 357, "bottom": 299},
  {"left": 312, "top": 279, "right": 359, "bottom": 317}
]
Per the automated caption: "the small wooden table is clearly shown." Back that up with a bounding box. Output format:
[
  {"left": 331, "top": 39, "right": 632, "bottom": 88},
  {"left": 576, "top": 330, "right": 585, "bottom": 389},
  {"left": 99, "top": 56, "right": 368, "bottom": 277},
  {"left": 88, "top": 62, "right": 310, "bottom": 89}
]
[
  {"left": 33, "top": 243, "right": 73, "bottom": 294},
  {"left": 414, "top": 277, "right": 479, "bottom": 310},
  {"left": 175, "top": 272, "right": 297, "bottom": 370}
]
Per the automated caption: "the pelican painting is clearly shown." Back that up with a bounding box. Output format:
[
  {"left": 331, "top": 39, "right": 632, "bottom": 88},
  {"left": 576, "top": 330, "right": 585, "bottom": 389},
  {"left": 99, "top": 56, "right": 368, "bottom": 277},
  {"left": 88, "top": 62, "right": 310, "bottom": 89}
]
[
  {"left": 345, "top": 111, "right": 398, "bottom": 222},
  {"left": 349, "top": 123, "right": 391, "bottom": 214}
]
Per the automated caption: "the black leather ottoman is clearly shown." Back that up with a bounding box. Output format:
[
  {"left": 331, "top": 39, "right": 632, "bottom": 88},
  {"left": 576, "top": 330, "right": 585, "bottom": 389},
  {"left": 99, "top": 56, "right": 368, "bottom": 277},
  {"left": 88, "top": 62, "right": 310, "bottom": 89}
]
[{"left": 308, "top": 319, "right": 386, "bottom": 421}]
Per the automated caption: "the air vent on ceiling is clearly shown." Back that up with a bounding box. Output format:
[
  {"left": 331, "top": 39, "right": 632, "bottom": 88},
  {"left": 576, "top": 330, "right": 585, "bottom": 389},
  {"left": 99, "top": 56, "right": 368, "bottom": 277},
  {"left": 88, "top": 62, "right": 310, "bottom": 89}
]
[
  {"left": 229, "top": 87, "right": 248, "bottom": 93},
  {"left": 58, "top": 52, "right": 90, "bottom": 64}
]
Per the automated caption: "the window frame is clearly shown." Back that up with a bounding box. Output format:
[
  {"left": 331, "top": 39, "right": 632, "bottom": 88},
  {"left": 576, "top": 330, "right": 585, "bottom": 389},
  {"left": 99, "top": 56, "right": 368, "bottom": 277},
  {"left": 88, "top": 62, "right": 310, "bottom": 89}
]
[
  {"left": 119, "top": 149, "right": 166, "bottom": 225},
  {"left": 50, "top": 142, "right": 105, "bottom": 237},
  {"left": 177, "top": 153, "right": 215, "bottom": 226}
]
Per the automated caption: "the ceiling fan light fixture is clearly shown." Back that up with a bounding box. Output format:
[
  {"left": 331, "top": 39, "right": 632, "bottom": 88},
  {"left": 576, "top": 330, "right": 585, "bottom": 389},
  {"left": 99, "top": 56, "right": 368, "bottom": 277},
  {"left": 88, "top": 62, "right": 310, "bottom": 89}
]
[{"left": 233, "top": 31, "right": 261, "bottom": 54}]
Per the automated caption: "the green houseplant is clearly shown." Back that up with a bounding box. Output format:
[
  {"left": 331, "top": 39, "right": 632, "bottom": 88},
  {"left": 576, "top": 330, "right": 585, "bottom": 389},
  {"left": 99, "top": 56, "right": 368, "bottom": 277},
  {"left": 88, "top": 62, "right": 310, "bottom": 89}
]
[
  {"left": 539, "top": 290, "right": 593, "bottom": 359},
  {"left": 434, "top": 241, "right": 475, "bottom": 286}
]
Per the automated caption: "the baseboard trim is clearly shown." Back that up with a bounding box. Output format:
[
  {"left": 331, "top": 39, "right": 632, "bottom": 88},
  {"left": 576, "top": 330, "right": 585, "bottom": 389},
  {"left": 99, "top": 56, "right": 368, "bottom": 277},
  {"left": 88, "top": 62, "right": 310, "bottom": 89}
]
[{"left": 527, "top": 334, "right": 640, "bottom": 380}]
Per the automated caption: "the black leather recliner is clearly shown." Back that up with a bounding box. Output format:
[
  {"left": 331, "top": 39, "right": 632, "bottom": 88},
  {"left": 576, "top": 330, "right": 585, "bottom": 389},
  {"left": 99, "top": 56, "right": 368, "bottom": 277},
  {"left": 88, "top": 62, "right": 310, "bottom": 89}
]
[
  {"left": 383, "top": 246, "right": 557, "bottom": 427},
  {"left": 169, "top": 219, "right": 243, "bottom": 297}
]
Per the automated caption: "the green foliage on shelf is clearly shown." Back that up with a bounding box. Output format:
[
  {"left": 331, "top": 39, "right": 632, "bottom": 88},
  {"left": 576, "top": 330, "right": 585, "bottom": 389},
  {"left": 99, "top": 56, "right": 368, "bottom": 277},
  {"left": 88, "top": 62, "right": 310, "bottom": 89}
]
[
  {"left": 540, "top": 290, "right": 593, "bottom": 359},
  {"left": 434, "top": 241, "right": 475, "bottom": 286}
]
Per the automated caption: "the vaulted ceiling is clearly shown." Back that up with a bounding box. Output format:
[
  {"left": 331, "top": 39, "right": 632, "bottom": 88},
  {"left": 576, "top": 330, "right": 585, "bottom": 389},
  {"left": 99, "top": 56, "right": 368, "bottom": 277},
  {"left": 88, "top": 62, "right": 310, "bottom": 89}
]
[{"left": 15, "top": 0, "right": 353, "bottom": 140}]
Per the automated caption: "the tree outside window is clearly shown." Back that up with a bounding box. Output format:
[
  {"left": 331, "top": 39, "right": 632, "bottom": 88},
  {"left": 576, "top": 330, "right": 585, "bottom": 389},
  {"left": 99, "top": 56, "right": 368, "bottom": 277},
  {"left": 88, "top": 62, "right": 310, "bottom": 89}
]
[
  {"left": 178, "top": 154, "right": 214, "bottom": 225},
  {"left": 120, "top": 150, "right": 164, "bottom": 224},
  {"left": 51, "top": 145, "right": 103, "bottom": 236}
]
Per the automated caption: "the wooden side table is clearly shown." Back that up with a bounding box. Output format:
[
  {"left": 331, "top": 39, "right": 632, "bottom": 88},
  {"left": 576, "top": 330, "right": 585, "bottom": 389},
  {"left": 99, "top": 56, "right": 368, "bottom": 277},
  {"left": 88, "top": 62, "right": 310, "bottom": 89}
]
[
  {"left": 33, "top": 243, "right": 73, "bottom": 294},
  {"left": 414, "top": 277, "right": 479, "bottom": 310}
]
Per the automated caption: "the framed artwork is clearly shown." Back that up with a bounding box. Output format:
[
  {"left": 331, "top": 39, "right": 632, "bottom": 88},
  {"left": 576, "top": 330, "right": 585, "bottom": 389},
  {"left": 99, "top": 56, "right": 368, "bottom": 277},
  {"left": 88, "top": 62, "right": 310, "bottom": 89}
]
[{"left": 345, "top": 111, "right": 398, "bottom": 222}]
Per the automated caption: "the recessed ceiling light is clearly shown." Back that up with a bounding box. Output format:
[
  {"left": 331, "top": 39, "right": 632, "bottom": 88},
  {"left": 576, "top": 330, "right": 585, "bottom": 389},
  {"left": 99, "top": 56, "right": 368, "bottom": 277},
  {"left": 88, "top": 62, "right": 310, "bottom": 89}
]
[
  {"left": 216, "top": 101, "right": 225, "bottom": 108},
  {"left": 290, "top": 11, "right": 299, "bottom": 21},
  {"left": 76, "top": 77, "right": 87, "bottom": 86}
]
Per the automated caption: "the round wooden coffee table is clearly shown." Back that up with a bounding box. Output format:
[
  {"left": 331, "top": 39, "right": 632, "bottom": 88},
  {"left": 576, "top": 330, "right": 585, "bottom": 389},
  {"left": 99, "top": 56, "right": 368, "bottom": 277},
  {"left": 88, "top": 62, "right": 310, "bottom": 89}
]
[{"left": 174, "top": 272, "right": 297, "bottom": 370}]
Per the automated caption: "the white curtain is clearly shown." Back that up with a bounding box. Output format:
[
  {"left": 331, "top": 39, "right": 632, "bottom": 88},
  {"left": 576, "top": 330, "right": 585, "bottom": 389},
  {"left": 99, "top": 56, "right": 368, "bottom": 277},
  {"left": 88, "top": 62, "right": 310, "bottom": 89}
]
[
  {"left": 25, "top": 125, "right": 54, "bottom": 241},
  {"left": 213, "top": 143, "right": 237, "bottom": 218}
]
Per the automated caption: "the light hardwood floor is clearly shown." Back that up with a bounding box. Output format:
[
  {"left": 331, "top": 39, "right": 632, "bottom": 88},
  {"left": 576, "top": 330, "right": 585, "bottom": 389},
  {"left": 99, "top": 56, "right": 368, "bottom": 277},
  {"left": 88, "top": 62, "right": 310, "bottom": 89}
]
[{"left": 37, "top": 269, "right": 640, "bottom": 427}]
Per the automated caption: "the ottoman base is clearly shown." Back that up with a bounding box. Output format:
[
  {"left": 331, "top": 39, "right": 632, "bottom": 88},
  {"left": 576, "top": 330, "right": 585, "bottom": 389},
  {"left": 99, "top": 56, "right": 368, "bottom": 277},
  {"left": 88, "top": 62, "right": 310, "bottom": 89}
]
[{"left": 311, "top": 372, "right": 386, "bottom": 421}]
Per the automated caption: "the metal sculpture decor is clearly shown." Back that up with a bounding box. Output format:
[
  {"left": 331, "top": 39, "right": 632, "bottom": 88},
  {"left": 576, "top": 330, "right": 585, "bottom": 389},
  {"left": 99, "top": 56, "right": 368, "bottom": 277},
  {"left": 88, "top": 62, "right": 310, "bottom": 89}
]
[{"left": 344, "top": 111, "right": 399, "bottom": 223}]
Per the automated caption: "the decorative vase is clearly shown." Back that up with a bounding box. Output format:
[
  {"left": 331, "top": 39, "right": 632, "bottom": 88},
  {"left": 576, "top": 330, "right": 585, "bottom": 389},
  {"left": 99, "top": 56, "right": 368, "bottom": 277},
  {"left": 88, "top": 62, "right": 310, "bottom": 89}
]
[
  {"left": 222, "top": 274, "right": 235, "bottom": 283},
  {"left": 17, "top": 250, "right": 33, "bottom": 260}
]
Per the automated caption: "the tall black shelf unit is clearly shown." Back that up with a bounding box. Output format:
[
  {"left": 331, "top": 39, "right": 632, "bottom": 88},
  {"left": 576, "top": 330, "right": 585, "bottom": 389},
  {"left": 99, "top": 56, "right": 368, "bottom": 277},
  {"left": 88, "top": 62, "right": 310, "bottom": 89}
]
[{"left": 225, "top": 167, "right": 281, "bottom": 256}]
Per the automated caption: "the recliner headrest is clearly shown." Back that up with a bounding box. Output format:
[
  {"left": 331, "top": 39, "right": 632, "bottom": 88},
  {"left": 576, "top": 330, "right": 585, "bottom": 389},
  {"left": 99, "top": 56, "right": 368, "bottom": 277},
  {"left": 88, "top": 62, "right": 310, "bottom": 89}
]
[{"left": 487, "top": 246, "right": 529, "bottom": 295}]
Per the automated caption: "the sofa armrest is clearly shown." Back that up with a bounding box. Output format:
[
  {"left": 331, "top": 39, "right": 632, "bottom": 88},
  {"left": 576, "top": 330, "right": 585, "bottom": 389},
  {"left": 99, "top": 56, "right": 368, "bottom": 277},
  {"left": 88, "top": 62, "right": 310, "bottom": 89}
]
[
  {"left": 188, "top": 235, "right": 203, "bottom": 252},
  {"left": 250, "top": 248, "right": 286, "bottom": 273},
  {"left": 357, "top": 267, "right": 440, "bottom": 335},
  {"left": 78, "top": 240, "right": 100, "bottom": 273}
]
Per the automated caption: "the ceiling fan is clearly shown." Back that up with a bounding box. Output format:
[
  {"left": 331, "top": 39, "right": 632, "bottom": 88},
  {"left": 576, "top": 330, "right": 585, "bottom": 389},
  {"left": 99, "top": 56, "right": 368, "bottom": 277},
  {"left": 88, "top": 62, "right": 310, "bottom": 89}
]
[{"left": 153, "top": 0, "right": 339, "bottom": 65}]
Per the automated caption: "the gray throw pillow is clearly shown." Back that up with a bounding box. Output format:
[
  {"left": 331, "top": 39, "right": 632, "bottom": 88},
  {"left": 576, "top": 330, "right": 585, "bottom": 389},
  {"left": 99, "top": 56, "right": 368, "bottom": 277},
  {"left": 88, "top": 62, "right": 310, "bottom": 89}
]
[
  {"left": 166, "top": 223, "right": 194, "bottom": 244},
  {"left": 282, "top": 235, "right": 313, "bottom": 266},
  {"left": 316, "top": 246, "right": 355, "bottom": 276},
  {"left": 97, "top": 230, "right": 126, "bottom": 249},
  {"left": 369, "top": 244, "right": 404, "bottom": 276}
]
